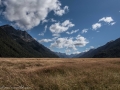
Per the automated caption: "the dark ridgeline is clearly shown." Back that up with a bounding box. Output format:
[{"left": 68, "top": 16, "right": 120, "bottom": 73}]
[
  {"left": 0, "top": 24, "right": 120, "bottom": 58},
  {"left": 0, "top": 25, "right": 59, "bottom": 58},
  {"left": 78, "top": 38, "right": 120, "bottom": 58}
]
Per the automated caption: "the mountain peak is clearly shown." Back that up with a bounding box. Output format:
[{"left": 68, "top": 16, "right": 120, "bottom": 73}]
[
  {"left": 0, "top": 24, "right": 59, "bottom": 58},
  {"left": 0, "top": 25, "right": 34, "bottom": 42}
]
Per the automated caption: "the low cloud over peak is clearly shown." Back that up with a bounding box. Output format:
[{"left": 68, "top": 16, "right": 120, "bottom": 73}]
[{"left": 50, "top": 35, "right": 89, "bottom": 50}]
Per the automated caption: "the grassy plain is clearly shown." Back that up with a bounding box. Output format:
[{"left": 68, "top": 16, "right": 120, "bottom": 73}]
[{"left": 0, "top": 58, "right": 120, "bottom": 90}]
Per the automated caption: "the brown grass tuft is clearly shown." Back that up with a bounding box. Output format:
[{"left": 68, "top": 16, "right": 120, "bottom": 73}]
[{"left": 0, "top": 58, "right": 120, "bottom": 90}]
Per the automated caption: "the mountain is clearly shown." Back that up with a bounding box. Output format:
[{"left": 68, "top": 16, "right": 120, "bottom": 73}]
[
  {"left": 78, "top": 49, "right": 95, "bottom": 58},
  {"left": 93, "top": 39, "right": 120, "bottom": 58},
  {"left": 55, "top": 52, "right": 78, "bottom": 58},
  {"left": 79, "top": 38, "right": 120, "bottom": 58},
  {"left": 0, "top": 25, "right": 59, "bottom": 58},
  {"left": 73, "top": 52, "right": 85, "bottom": 58}
]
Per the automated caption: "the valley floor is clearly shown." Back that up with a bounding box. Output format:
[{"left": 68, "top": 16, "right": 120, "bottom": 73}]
[{"left": 0, "top": 58, "right": 120, "bottom": 90}]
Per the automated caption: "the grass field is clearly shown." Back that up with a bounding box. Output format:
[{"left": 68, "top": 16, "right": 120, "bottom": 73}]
[{"left": 0, "top": 58, "right": 120, "bottom": 90}]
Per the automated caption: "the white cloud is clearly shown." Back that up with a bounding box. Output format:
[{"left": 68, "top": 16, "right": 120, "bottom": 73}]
[
  {"left": 65, "top": 49, "right": 71, "bottom": 55},
  {"left": 39, "top": 39, "right": 53, "bottom": 43},
  {"left": 92, "top": 23, "right": 101, "bottom": 30},
  {"left": 96, "top": 31, "right": 100, "bottom": 33},
  {"left": 50, "top": 37, "right": 77, "bottom": 50},
  {"left": 81, "top": 29, "right": 88, "bottom": 34},
  {"left": 54, "top": 6, "right": 69, "bottom": 16},
  {"left": 39, "top": 25, "right": 47, "bottom": 36},
  {"left": 99, "top": 17, "right": 114, "bottom": 23},
  {"left": 39, "top": 36, "right": 60, "bottom": 43},
  {"left": 66, "top": 29, "right": 79, "bottom": 34},
  {"left": 52, "top": 33, "right": 60, "bottom": 37},
  {"left": 110, "top": 22, "right": 116, "bottom": 25},
  {"left": 50, "top": 35, "right": 89, "bottom": 50},
  {"left": 92, "top": 16, "right": 115, "bottom": 31},
  {"left": 51, "top": 18, "right": 57, "bottom": 22},
  {"left": 84, "top": 46, "right": 95, "bottom": 52},
  {"left": 74, "top": 35, "right": 89, "bottom": 46},
  {"left": 42, "top": 19, "right": 48, "bottom": 24},
  {"left": 1, "top": 0, "right": 68, "bottom": 30},
  {"left": 73, "top": 51, "right": 81, "bottom": 54},
  {"left": 38, "top": 33, "right": 44, "bottom": 36},
  {"left": 50, "top": 20, "right": 75, "bottom": 34}
]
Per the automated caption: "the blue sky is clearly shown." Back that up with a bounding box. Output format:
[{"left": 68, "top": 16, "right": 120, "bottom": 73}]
[{"left": 0, "top": 0, "right": 120, "bottom": 54}]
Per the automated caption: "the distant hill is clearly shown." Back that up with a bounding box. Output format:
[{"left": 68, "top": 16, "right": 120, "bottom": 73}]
[
  {"left": 0, "top": 25, "right": 59, "bottom": 58},
  {"left": 78, "top": 38, "right": 120, "bottom": 58},
  {"left": 73, "top": 52, "right": 86, "bottom": 58},
  {"left": 55, "top": 52, "right": 78, "bottom": 58},
  {"left": 93, "top": 39, "right": 120, "bottom": 58}
]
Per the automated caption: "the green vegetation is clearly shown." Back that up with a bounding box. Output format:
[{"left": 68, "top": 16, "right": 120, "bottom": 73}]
[
  {"left": 0, "top": 25, "right": 58, "bottom": 58},
  {"left": 79, "top": 38, "right": 120, "bottom": 58},
  {"left": 0, "top": 58, "right": 120, "bottom": 90}
]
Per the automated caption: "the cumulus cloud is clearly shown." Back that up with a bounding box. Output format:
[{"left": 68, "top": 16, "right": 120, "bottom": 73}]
[
  {"left": 92, "top": 16, "right": 116, "bottom": 31},
  {"left": 99, "top": 17, "right": 116, "bottom": 26},
  {"left": 39, "top": 36, "right": 60, "bottom": 43},
  {"left": 1, "top": 0, "right": 68, "bottom": 30},
  {"left": 74, "top": 35, "right": 89, "bottom": 46},
  {"left": 50, "top": 35, "right": 89, "bottom": 50},
  {"left": 50, "top": 20, "right": 75, "bottom": 34},
  {"left": 99, "top": 17, "right": 114, "bottom": 23},
  {"left": 92, "top": 23, "right": 101, "bottom": 30},
  {"left": 81, "top": 29, "right": 88, "bottom": 34},
  {"left": 39, "top": 39, "right": 53, "bottom": 43},
  {"left": 50, "top": 37, "right": 77, "bottom": 50},
  {"left": 66, "top": 29, "right": 79, "bottom": 34}
]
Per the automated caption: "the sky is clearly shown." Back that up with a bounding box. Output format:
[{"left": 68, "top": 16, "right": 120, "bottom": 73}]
[{"left": 0, "top": 0, "right": 120, "bottom": 54}]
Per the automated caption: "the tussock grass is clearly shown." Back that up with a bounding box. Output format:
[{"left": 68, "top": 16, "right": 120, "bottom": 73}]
[{"left": 0, "top": 58, "right": 120, "bottom": 90}]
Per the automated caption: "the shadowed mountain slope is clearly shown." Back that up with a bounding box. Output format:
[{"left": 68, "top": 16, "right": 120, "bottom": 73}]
[
  {"left": 0, "top": 25, "right": 59, "bottom": 58},
  {"left": 78, "top": 38, "right": 120, "bottom": 58}
]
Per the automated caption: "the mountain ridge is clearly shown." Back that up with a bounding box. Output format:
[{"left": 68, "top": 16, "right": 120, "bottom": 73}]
[
  {"left": 78, "top": 38, "right": 120, "bottom": 58},
  {"left": 0, "top": 25, "right": 59, "bottom": 58}
]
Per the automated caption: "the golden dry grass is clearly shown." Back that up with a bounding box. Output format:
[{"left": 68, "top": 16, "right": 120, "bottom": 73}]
[{"left": 0, "top": 58, "right": 120, "bottom": 90}]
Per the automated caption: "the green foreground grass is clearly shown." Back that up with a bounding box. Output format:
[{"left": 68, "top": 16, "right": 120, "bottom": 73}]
[{"left": 0, "top": 58, "right": 120, "bottom": 90}]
